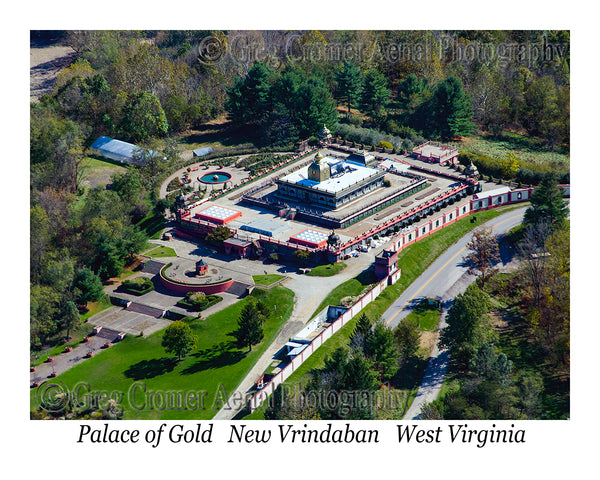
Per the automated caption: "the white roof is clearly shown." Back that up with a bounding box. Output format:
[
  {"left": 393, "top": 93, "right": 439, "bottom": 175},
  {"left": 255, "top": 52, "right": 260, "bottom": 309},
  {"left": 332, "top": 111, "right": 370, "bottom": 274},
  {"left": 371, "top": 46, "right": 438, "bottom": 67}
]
[
  {"left": 474, "top": 186, "right": 511, "bottom": 199},
  {"left": 280, "top": 156, "right": 380, "bottom": 194},
  {"left": 379, "top": 159, "right": 410, "bottom": 172},
  {"left": 89, "top": 136, "right": 158, "bottom": 164}
]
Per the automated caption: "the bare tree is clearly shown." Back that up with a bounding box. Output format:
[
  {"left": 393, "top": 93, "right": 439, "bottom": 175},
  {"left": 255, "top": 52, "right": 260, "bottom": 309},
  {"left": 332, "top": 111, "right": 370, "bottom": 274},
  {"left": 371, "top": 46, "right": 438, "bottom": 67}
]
[
  {"left": 516, "top": 221, "right": 551, "bottom": 308},
  {"left": 466, "top": 228, "right": 501, "bottom": 288}
]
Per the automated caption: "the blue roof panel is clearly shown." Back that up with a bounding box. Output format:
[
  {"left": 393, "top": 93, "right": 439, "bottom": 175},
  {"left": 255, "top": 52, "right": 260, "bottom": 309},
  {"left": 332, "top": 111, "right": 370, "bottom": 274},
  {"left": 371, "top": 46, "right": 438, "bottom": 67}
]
[
  {"left": 90, "top": 136, "right": 158, "bottom": 164},
  {"left": 193, "top": 147, "right": 214, "bottom": 157}
]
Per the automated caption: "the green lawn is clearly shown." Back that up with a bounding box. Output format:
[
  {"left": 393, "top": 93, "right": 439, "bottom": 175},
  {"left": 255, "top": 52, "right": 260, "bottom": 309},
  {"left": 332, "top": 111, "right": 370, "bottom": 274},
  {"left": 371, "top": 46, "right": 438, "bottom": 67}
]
[
  {"left": 144, "top": 246, "right": 177, "bottom": 258},
  {"left": 240, "top": 204, "right": 526, "bottom": 420},
  {"left": 306, "top": 262, "right": 347, "bottom": 277},
  {"left": 403, "top": 299, "right": 442, "bottom": 332},
  {"left": 310, "top": 268, "right": 378, "bottom": 319},
  {"left": 252, "top": 274, "right": 285, "bottom": 287},
  {"left": 137, "top": 212, "right": 166, "bottom": 240},
  {"left": 79, "top": 156, "right": 127, "bottom": 188},
  {"left": 80, "top": 295, "right": 113, "bottom": 323},
  {"left": 30, "top": 286, "right": 295, "bottom": 420}
]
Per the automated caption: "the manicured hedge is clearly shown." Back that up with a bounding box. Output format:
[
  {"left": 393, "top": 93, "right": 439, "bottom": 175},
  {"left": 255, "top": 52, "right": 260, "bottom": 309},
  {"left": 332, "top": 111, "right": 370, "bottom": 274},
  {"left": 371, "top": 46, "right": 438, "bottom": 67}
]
[
  {"left": 121, "top": 278, "right": 155, "bottom": 296},
  {"left": 176, "top": 294, "right": 223, "bottom": 311}
]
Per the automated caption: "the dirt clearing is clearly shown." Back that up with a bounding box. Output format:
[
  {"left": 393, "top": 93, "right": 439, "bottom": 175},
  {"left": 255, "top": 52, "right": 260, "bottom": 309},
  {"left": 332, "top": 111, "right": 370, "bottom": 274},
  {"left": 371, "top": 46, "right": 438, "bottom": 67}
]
[{"left": 30, "top": 42, "right": 76, "bottom": 101}]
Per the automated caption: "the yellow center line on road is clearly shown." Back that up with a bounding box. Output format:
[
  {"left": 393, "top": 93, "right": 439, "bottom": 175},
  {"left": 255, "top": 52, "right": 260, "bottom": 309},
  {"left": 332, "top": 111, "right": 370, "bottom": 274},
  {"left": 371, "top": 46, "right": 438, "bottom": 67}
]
[
  {"left": 384, "top": 245, "right": 467, "bottom": 327},
  {"left": 384, "top": 212, "right": 524, "bottom": 327}
]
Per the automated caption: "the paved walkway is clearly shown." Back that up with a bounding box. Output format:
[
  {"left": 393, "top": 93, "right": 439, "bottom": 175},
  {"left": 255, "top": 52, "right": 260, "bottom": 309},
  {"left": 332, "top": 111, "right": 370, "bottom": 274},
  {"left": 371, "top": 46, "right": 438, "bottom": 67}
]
[
  {"left": 31, "top": 336, "right": 107, "bottom": 384},
  {"left": 402, "top": 272, "right": 475, "bottom": 419},
  {"left": 213, "top": 248, "right": 384, "bottom": 419}
]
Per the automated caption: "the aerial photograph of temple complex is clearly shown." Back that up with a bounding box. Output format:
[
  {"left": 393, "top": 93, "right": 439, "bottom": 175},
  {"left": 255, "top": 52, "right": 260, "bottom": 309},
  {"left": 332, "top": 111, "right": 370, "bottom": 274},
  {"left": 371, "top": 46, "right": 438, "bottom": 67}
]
[{"left": 30, "top": 30, "right": 570, "bottom": 423}]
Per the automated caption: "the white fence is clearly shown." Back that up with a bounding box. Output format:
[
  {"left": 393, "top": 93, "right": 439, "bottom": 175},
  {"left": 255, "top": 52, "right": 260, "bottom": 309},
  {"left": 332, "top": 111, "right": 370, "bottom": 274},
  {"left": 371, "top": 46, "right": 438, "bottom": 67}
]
[{"left": 248, "top": 277, "right": 387, "bottom": 412}]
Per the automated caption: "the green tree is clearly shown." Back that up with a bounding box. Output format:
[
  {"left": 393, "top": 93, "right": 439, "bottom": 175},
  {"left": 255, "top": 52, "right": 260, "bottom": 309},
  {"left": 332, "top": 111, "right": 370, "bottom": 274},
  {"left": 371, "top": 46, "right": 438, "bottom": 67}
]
[
  {"left": 293, "top": 249, "right": 313, "bottom": 266},
  {"left": 264, "top": 384, "right": 288, "bottom": 420},
  {"left": 524, "top": 76, "right": 560, "bottom": 141},
  {"left": 30, "top": 106, "right": 85, "bottom": 193},
  {"left": 30, "top": 284, "right": 61, "bottom": 347},
  {"left": 270, "top": 66, "right": 308, "bottom": 116},
  {"left": 95, "top": 238, "right": 126, "bottom": 280},
  {"left": 41, "top": 257, "right": 75, "bottom": 297},
  {"left": 232, "top": 302, "right": 264, "bottom": 352},
  {"left": 466, "top": 228, "right": 501, "bottom": 288},
  {"left": 254, "top": 298, "right": 269, "bottom": 324},
  {"left": 517, "top": 372, "right": 544, "bottom": 418},
  {"left": 62, "top": 301, "right": 81, "bottom": 341},
  {"left": 524, "top": 176, "right": 568, "bottom": 229},
  {"left": 394, "top": 317, "right": 421, "bottom": 360},
  {"left": 501, "top": 152, "right": 520, "bottom": 179},
  {"left": 205, "top": 226, "right": 232, "bottom": 246},
  {"left": 110, "top": 169, "right": 143, "bottom": 205},
  {"left": 162, "top": 93, "right": 189, "bottom": 133},
  {"left": 350, "top": 312, "right": 372, "bottom": 349},
  {"left": 30, "top": 205, "right": 51, "bottom": 283},
  {"left": 309, "top": 347, "right": 379, "bottom": 419},
  {"left": 398, "top": 73, "right": 428, "bottom": 116},
  {"left": 335, "top": 61, "right": 363, "bottom": 117},
  {"left": 365, "top": 321, "right": 400, "bottom": 381},
  {"left": 360, "top": 69, "right": 391, "bottom": 122},
  {"left": 293, "top": 77, "right": 337, "bottom": 138},
  {"left": 226, "top": 62, "right": 273, "bottom": 124},
  {"left": 161, "top": 321, "right": 197, "bottom": 360},
  {"left": 469, "top": 342, "right": 497, "bottom": 378},
  {"left": 428, "top": 76, "right": 473, "bottom": 140},
  {"left": 439, "top": 284, "right": 494, "bottom": 366},
  {"left": 119, "top": 91, "right": 168, "bottom": 142}
]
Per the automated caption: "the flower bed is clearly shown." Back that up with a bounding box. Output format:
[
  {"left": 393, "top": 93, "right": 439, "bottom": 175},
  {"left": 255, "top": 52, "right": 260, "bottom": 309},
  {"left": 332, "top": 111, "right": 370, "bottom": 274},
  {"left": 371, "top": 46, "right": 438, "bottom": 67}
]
[{"left": 167, "top": 176, "right": 184, "bottom": 192}]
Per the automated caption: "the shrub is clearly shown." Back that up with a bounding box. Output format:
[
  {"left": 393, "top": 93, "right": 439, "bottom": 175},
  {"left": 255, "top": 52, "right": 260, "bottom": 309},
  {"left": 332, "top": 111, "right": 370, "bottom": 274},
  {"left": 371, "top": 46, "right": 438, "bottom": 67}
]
[
  {"left": 384, "top": 119, "right": 401, "bottom": 135},
  {"left": 348, "top": 114, "right": 364, "bottom": 127},
  {"left": 123, "top": 277, "right": 152, "bottom": 289},
  {"left": 377, "top": 140, "right": 394, "bottom": 150},
  {"left": 293, "top": 249, "right": 313, "bottom": 265},
  {"left": 122, "top": 276, "right": 154, "bottom": 295},
  {"left": 383, "top": 179, "right": 392, "bottom": 187},
  {"left": 188, "top": 292, "right": 206, "bottom": 305},
  {"left": 269, "top": 252, "right": 279, "bottom": 262}
]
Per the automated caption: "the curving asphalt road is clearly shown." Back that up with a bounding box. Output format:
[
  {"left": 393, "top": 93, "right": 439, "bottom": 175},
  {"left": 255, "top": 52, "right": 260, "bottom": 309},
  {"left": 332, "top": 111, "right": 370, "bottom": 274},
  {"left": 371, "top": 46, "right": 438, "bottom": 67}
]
[{"left": 383, "top": 206, "right": 528, "bottom": 419}]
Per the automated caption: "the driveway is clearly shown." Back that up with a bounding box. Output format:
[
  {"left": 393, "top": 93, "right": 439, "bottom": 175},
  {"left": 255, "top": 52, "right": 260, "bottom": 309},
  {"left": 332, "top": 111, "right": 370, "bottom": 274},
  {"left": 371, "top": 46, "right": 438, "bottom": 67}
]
[{"left": 392, "top": 207, "right": 528, "bottom": 419}]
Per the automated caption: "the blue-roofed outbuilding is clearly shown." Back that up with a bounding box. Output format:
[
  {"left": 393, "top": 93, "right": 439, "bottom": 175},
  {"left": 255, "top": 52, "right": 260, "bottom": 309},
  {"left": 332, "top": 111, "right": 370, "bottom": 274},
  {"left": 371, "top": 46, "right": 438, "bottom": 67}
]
[
  {"left": 89, "top": 136, "right": 160, "bottom": 166},
  {"left": 192, "top": 147, "right": 214, "bottom": 157}
]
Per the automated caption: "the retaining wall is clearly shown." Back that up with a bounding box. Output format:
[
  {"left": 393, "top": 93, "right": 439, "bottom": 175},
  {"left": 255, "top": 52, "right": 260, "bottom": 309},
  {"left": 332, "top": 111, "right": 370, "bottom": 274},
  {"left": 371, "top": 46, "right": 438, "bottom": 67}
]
[{"left": 159, "top": 264, "right": 234, "bottom": 294}]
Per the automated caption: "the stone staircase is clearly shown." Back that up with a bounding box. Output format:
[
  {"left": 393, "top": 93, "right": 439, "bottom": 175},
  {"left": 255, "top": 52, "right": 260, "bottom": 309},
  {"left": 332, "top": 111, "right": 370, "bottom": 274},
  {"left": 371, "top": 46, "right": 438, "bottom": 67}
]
[
  {"left": 95, "top": 327, "right": 122, "bottom": 341},
  {"left": 226, "top": 281, "right": 252, "bottom": 297},
  {"left": 142, "top": 259, "right": 166, "bottom": 275},
  {"left": 126, "top": 302, "right": 165, "bottom": 318}
]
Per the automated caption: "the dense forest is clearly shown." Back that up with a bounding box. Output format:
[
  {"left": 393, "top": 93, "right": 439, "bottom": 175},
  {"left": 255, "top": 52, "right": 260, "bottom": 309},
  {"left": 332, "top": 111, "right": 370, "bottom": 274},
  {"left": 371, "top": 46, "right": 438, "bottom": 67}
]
[{"left": 30, "top": 30, "right": 569, "bottom": 354}]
